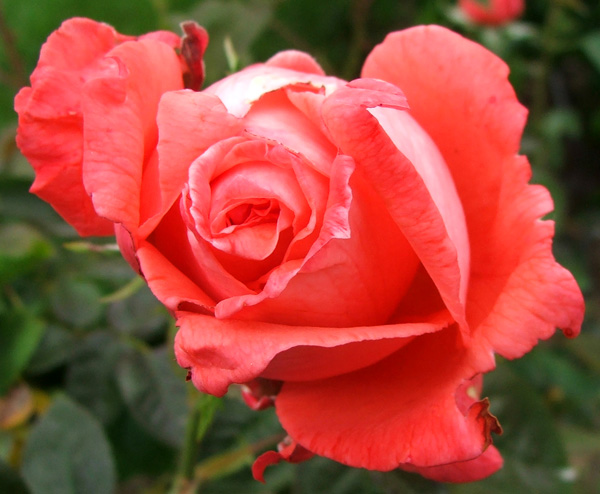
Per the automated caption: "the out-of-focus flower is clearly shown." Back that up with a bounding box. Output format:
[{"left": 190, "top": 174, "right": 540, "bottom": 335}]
[{"left": 459, "top": 0, "right": 524, "bottom": 26}]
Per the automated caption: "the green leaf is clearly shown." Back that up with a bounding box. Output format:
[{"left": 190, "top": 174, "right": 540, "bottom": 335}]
[
  {"left": 296, "top": 457, "right": 387, "bottom": 494},
  {"left": 581, "top": 31, "right": 600, "bottom": 75},
  {"left": 0, "top": 178, "right": 69, "bottom": 237},
  {"left": 116, "top": 346, "right": 187, "bottom": 448},
  {"left": 50, "top": 278, "right": 103, "bottom": 328},
  {"left": 105, "top": 283, "right": 169, "bottom": 341},
  {"left": 25, "top": 325, "right": 76, "bottom": 375},
  {"left": 65, "top": 332, "right": 124, "bottom": 425},
  {"left": 106, "top": 410, "right": 177, "bottom": 480},
  {"left": 21, "top": 395, "right": 116, "bottom": 494},
  {"left": 0, "top": 306, "right": 45, "bottom": 394},
  {"left": 0, "top": 223, "right": 53, "bottom": 284}
]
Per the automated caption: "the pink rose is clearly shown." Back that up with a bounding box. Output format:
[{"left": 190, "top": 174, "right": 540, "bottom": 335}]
[
  {"left": 16, "top": 22, "right": 584, "bottom": 483},
  {"left": 14, "top": 17, "right": 207, "bottom": 236},
  {"left": 459, "top": 0, "right": 524, "bottom": 26}
]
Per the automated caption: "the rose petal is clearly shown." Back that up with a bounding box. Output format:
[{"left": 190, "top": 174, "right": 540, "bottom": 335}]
[
  {"left": 151, "top": 91, "right": 244, "bottom": 238},
  {"left": 136, "top": 241, "right": 215, "bottom": 314},
  {"left": 244, "top": 89, "right": 338, "bottom": 175},
  {"left": 82, "top": 38, "right": 183, "bottom": 232},
  {"left": 402, "top": 445, "right": 503, "bottom": 483},
  {"left": 265, "top": 50, "right": 325, "bottom": 75},
  {"left": 252, "top": 437, "right": 314, "bottom": 483},
  {"left": 214, "top": 153, "right": 420, "bottom": 327},
  {"left": 137, "top": 204, "right": 216, "bottom": 313},
  {"left": 274, "top": 326, "right": 499, "bottom": 471},
  {"left": 14, "top": 18, "right": 128, "bottom": 236},
  {"left": 368, "top": 108, "right": 470, "bottom": 304},
  {"left": 321, "top": 78, "right": 469, "bottom": 329},
  {"left": 362, "top": 25, "right": 584, "bottom": 354},
  {"left": 174, "top": 309, "right": 451, "bottom": 396},
  {"left": 32, "top": 18, "right": 132, "bottom": 75},
  {"left": 205, "top": 63, "right": 344, "bottom": 118}
]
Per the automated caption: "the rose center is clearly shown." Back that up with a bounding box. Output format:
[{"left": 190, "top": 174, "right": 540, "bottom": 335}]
[{"left": 225, "top": 200, "right": 278, "bottom": 228}]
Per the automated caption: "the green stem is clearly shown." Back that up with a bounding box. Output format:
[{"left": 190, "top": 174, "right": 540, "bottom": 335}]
[
  {"left": 192, "top": 433, "right": 286, "bottom": 486},
  {"left": 530, "top": 0, "right": 565, "bottom": 171},
  {"left": 0, "top": 1, "right": 28, "bottom": 89},
  {"left": 342, "top": 0, "right": 373, "bottom": 81},
  {"left": 169, "top": 398, "right": 205, "bottom": 494}
]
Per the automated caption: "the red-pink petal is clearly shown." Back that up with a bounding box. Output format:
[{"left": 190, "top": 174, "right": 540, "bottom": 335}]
[
  {"left": 321, "top": 79, "right": 469, "bottom": 329},
  {"left": 252, "top": 437, "right": 314, "bottom": 483},
  {"left": 150, "top": 91, "right": 244, "bottom": 238},
  {"left": 14, "top": 18, "right": 129, "bottom": 236},
  {"left": 275, "top": 326, "right": 499, "bottom": 471},
  {"left": 402, "top": 445, "right": 503, "bottom": 483},
  {"left": 243, "top": 89, "right": 338, "bottom": 175},
  {"left": 82, "top": 38, "right": 183, "bottom": 231},
  {"left": 136, "top": 240, "right": 215, "bottom": 313},
  {"left": 205, "top": 63, "right": 344, "bottom": 118},
  {"left": 174, "top": 309, "right": 451, "bottom": 396},
  {"left": 362, "top": 26, "right": 584, "bottom": 355},
  {"left": 265, "top": 50, "right": 325, "bottom": 75},
  {"left": 32, "top": 18, "right": 132, "bottom": 75}
]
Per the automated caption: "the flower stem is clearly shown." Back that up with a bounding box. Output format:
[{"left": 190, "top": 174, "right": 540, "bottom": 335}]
[{"left": 169, "top": 395, "right": 217, "bottom": 494}]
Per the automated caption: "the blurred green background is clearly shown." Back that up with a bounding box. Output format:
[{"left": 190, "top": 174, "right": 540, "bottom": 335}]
[{"left": 0, "top": 0, "right": 599, "bottom": 493}]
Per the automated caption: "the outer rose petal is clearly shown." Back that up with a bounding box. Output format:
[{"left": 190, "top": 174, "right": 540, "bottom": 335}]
[
  {"left": 82, "top": 38, "right": 184, "bottom": 231},
  {"left": 14, "top": 18, "right": 126, "bottom": 236},
  {"left": 174, "top": 309, "right": 452, "bottom": 396},
  {"left": 403, "top": 445, "right": 502, "bottom": 482},
  {"left": 274, "top": 326, "right": 499, "bottom": 472},
  {"left": 15, "top": 18, "right": 188, "bottom": 237},
  {"left": 252, "top": 437, "right": 314, "bottom": 483},
  {"left": 321, "top": 79, "right": 470, "bottom": 330},
  {"left": 362, "top": 26, "right": 584, "bottom": 357}
]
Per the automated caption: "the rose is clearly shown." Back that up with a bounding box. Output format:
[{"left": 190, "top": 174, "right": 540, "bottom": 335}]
[
  {"left": 459, "top": 0, "right": 524, "bottom": 26},
  {"left": 16, "top": 22, "right": 584, "bottom": 483},
  {"left": 14, "top": 17, "right": 207, "bottom": 237},
  {"left": 132, "top": 26, "right": 583, "bottom": 481}
]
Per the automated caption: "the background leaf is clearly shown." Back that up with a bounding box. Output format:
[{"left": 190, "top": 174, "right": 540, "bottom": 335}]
[
  {"left": 0, "top": 306, "right": 44, "bottom": 394},
  {"left": 21, "top": 395, "right": 116, "bottom": 494},
  {"left": 116, "top": 346, "right": 188, "bottom": 448}
]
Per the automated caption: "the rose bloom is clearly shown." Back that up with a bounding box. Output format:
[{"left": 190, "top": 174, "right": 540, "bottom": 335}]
[
  {"left": 16, "top": 21, "right": 584, "bottom": 483},
  {"left": 459, "top": 0, "right": 524, "bottom": 26}
]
